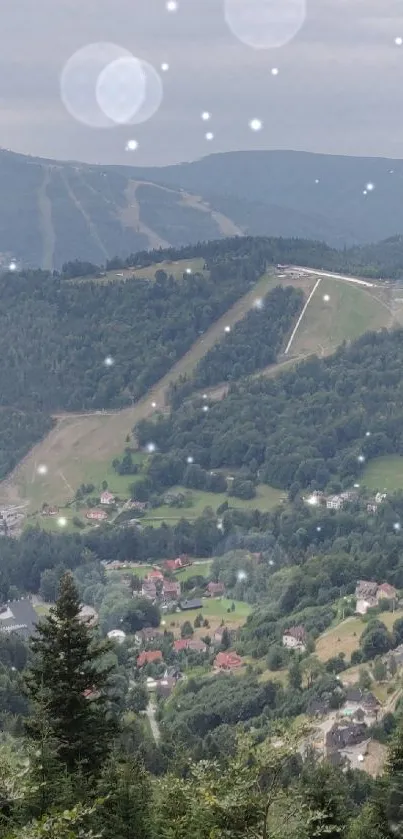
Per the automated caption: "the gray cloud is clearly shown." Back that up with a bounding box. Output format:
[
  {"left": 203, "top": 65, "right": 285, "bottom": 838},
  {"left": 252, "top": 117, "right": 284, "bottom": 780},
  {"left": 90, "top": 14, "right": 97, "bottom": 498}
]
[{"left": 1, "top": 0, "right": 403, "bottom": 165}]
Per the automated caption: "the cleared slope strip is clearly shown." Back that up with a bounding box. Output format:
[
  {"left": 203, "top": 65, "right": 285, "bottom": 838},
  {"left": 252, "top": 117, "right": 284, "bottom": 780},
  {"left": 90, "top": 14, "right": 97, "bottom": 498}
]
[{"left": 0, "top": 267, "right": 393, "bottom": 510}]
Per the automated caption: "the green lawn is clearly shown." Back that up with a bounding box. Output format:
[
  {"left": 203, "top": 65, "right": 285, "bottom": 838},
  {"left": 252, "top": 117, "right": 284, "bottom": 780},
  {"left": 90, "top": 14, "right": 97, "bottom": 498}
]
[
  {"left": 142, "top": 484, "right": 285, "bottom": 527},
  {"left": 291, "top": 278, "right": 389, "bottom": 358},
  {"left": 362, "top": 455, "right": 403, "bottom": 492},
  {"left": 106, "top": 565, "right": 154, "bottom": 580},
  {"left": 73, "top": 258, "right": 208, "bottom": 285},
  {"left": 77, "top": 454, "right": 145, "bottom": 498},
  {"left": 175, "top": 560, "right": 213, "bottom": 581},
  {"left": 178, "top": 598, "right": 252, "bottom": 625}
]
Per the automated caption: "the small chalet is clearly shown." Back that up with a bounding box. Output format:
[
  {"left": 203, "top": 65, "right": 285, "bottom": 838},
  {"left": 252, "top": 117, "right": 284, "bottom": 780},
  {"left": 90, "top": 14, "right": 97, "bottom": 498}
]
[
  {"left": 86, "top": 509, "right": 108, "bottom": 521},
  {"left": 325, "top": 722, "right": 368, "bottom": 755},
  {"left": 100, "top": 491, "right": 115, "bottom": 505},
  {"left": 207, "top": 581, "right": 225, "bottom": 597},
  {"left": 282, "top": 625, "right": 307, "bottom": 651},
  {"left": 156, "top": 677, "right": 176, "bottom": 698},
  {"left": 137, "top": 650, "right": 163, "bottom": 668},
  {"left": 326, "top": 495, "right": 344, "bottom": 511},
  {"left": 213, "top": 651, "right": 243, "bottom": 670},
  {"left": 42, "top": 505, "right": 59, "bottom": 517}
]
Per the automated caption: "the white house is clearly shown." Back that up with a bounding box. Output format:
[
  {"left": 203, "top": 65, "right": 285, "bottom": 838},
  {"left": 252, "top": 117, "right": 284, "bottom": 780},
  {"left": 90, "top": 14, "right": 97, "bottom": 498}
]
[
  {"left": 100, "top": 491, "right": 115, "bottom": 505},
  {"left": 326, "top": 495, "right": 344, "bottom": 511},
  {"left": 282, "top": 625, "right": 307, "bottom": 651}
]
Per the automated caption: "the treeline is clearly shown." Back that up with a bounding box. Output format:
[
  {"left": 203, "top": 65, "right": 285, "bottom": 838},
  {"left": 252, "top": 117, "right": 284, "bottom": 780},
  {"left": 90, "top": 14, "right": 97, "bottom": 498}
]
[
  {"left": 137, "top": 329, "right": 403, "bottom": 491},
  {"left": 0, "top": 408, "right": 54, "bottom": 479},
  {"left": 168, "top": 285, "right": 303, "bottom": 406},
  {"left": 66, "top": 232, "right": 403, "bottom": 280}
]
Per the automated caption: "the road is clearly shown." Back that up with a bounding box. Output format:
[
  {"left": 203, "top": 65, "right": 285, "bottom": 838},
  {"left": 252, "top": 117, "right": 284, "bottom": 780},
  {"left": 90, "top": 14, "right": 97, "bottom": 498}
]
[{"left": 145, "top": 701, "right": 160, "bottom": 743}]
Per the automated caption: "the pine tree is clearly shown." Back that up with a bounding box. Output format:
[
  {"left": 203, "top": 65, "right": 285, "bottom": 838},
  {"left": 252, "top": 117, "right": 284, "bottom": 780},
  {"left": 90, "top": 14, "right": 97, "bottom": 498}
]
[
  {"left": 93, "top": 758, "right": 154, "bottom": 839},
  {"left": 25, "top": 572, "right": 118, "bottom": 783}
]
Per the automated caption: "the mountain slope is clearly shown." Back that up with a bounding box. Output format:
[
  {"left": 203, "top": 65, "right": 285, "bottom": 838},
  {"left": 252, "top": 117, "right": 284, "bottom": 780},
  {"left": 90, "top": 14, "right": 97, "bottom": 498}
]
[{"left": 4, "top": 147, "right": 403, "bottom": 269}]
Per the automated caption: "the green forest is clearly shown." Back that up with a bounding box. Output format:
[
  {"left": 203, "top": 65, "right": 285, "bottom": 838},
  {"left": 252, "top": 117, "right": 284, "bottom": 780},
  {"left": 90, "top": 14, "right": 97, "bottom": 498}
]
[{"left": 137, "top": 329, "right": 403, "bottom": 491}]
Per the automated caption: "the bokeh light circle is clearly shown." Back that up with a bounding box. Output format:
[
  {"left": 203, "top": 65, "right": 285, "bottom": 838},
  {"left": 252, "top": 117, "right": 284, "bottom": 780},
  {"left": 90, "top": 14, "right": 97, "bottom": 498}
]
[
  {"left": 60, "top": 42, "right": 134, "bottom": 128},
  {"left": 96, "top": 56, "right": 146, "bottom": 125},
  {"left": 126, "top": 60, "right": 163, "bottom": 125},
  {"left": 224, "top": 0, "right": 306, "bottom": 50}
]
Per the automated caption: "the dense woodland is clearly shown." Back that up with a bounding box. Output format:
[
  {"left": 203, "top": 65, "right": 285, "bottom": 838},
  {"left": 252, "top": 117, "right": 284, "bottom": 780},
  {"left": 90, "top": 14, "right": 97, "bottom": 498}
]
[
  {"left": 137, "top": 329, "right": 403, "bottom": 491},
  {"left": 168, "top": 285, "right": 303, "bottom": 401}
]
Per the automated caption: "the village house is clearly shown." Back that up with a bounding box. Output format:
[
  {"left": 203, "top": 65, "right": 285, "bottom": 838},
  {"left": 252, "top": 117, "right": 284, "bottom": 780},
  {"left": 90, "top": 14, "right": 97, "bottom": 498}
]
[
  {"left": 128, "top": 500, "right": 148, "bottom": 511},
  {"left": 137, "top": 650, "right": 163, "bottom": 668},
  {"left": 155, "top": 676, "right": 176, "bottom": 698},
  {"left": 282, "top": 625, "right": 307, "bottom": 651},
  {"left": 213, "top": 651, "right": 243, "bottom": 671},
  {"left": 86, "top": 509, "right": 108, "bottom": 522},
  {"left": 207, "top": 581, "right": 225, "bottom": 597},
  {"left": 162, "top": 579, "right": 181, "bottom": 601},
  {"left": 355, "top": 580, "right": 379, "bottom": 614},
  {"left": 325, "top": 721, "right": 368, "bottom": 756},
  {"left": 163, "top": 555, "right": 192, "bottom": 572},
  {"left": 147, "top": 570, "right": 164, "bottom": 582},
  {"left": 141, "top": 581, "right": 157, "bottom": 600},
  {"left": 0, "top": 599, "right": 38, "bottom": 639},
  {"left": 134, "top": 627, "right": 165, "bottom": 646},
  {"left": 326, "top": 495, "right": 344, "bottom": 511},
  {"left": 355, "top": 580, "right": 398, "bottom": 614},
  {"left": 173, "top": 638, "right": 207, "bottom": 653},
  {"left": 78, "top": 604, "right": 98, "bottom": 626},
  {"left": 42, "top": 505, "right": 59, "bottom": 517},
  {"left": 100, "top": 491, "right": 115, "bottom": 505},
  {"left": 366, "top": 502, "right": 378, "bottom": 514}
]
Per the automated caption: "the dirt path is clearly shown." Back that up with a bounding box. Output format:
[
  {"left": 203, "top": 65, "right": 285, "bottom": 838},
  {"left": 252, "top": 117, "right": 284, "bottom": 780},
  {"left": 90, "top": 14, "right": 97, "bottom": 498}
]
[
  {"left": 0, "top": 273, "right": 274, "bottom": 508},
  {"left": 37, "top": 167, "right": 56, "bottom": 271},
  {"left": 60, "top": 171, "right": 109, "bottom": 261},
  {"left": 122, "top": 181, "right": 171, "bottom": 250}
]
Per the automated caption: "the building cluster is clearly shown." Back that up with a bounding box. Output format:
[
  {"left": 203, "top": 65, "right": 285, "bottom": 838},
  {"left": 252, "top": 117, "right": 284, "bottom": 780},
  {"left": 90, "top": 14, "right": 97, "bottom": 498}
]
[
  {"left": 282, "top": 625, "right": 307, "bottom": 651},
  {"left": 134, "top": 622, "right": 242, "bottom": 690},
  {"left": 355, "top": 580, "right": 398, "bottom": 615},
  {"left": 306, "top": 489, "right": 387, "bottom": 513}
]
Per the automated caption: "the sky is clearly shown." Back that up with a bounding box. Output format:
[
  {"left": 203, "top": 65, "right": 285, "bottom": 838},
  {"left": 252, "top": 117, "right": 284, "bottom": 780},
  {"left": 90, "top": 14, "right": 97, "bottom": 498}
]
[{"left": 2, "top": 0, "right": 403, "bottom": 166}]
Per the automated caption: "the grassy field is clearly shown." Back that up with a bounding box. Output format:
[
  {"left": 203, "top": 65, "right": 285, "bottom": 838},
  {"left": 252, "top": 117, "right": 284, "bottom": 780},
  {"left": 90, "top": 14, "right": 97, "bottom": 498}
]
[
  {"left": 106, "top": 565, "right": 154, "bottom": 580},
  {"left": 175, "top": 560, "right": 213, "bottom": 581},
  {"left": 0, "top": 272, "right": 277, "bottom": 511},
  {"left": 142, "top": 484, "right": 285, "bottom": 527},
  {"left": 289, "top": 277, "right": 391, "bottom": 358},
  {"left": 316, "top": 609, "right": 403, "bottom": 663},
  {"left": 72, "top": 258, "right": 208, "bottom": 285},
  {"left": 165, "top": 597, "right": 252, "bottom": 640},
  {"left": 362, "top": 455, "right": 403, "bottom": 492}
]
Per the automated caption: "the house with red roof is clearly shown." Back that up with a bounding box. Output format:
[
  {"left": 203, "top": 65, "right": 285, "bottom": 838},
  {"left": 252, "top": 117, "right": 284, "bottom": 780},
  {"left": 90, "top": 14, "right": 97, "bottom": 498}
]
[
  {"left": 213, "top": 651, "right": 243, "bottom": 670},
  {"left": 137, "top": 650, "right": 163, "bottom": 668},
  {"left": 86, "top": 509, "right": 108, "bottom": 521},
  {"left": 147, "top": 570, "right": 164, "bottom": 581},
  {"left": 163, "top": 555, "right": 192, "bottom": 572}
]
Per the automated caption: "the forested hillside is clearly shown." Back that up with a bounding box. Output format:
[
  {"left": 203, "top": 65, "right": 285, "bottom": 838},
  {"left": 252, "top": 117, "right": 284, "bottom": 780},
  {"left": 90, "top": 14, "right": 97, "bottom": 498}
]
[{"left": 137, "top": 329, "right": 403, "bottom": 491}]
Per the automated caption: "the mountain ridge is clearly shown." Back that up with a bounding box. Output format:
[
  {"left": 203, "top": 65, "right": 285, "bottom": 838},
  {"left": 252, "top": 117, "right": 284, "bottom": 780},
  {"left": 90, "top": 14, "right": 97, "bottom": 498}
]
[{"left": 3, "top": 147, "right": 403, "bottom": 269}]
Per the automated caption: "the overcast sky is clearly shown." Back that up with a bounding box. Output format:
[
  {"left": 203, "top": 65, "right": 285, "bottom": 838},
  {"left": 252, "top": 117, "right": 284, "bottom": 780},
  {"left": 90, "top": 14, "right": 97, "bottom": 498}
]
[{"left": 2, "top": 0, "right": 403, "bottom": 166}]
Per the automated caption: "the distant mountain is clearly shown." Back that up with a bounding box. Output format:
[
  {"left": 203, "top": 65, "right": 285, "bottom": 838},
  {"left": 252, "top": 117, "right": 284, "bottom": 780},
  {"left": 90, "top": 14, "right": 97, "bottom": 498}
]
[{"left": 2, "top": 147, "right": 403, "bottom": 269}]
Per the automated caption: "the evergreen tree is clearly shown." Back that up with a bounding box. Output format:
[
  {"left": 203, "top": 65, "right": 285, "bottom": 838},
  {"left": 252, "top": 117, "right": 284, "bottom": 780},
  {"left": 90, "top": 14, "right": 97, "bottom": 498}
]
[
  {"left": 93, "top": 758, "right": 154, "bottom": 839},
  {"left": 25, "top": 572, "right": 118, "bottom": 782}
]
